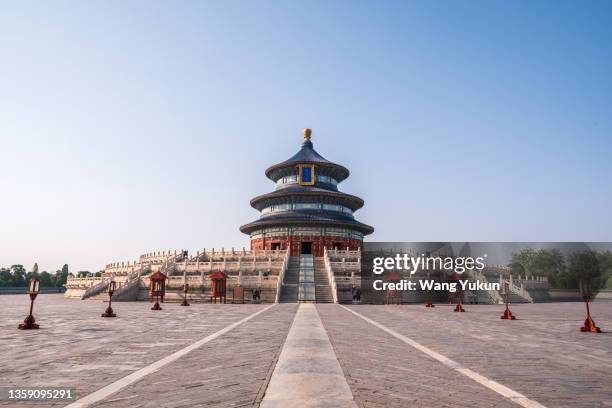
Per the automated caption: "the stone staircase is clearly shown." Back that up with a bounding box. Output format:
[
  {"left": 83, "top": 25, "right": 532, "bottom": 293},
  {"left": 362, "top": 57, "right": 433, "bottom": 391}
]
[
  {"left": 278, "top": 256, "right": 334, "bottom": 303},
  {"left": 314, "top": 259, "right": 333, "bottom": 303},
  {"left": 81, "top": 279, "right": 110, "bottom": 300},
  {"left": 279, "top": 257, "right": 299, "bottom": 302},
  {"left": 86, "top": 291, "right": 111, "bottom": 301}
]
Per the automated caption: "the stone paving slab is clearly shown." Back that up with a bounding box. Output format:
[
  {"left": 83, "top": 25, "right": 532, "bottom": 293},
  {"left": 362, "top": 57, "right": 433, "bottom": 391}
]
[
  {"left": 317, "top": 304, "right": 519, "bottom": 408},
  {"left": 320, "top": 302, "right": 612, "bottom": 408},
  {"left": 0, "top": 294, "right": 275, "bottom": 407},
  {"left": 260, "top": 304, "right": 356, "bottom": 408},
  {"left": 88, "top": 303, "right": 297, "bottom": 408},
  {"left": 3, "top": 295, "right": 612, "bottom": 408}
]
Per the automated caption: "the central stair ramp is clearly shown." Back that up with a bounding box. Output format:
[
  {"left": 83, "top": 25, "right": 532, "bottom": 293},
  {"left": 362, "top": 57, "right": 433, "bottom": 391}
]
[{"left": 298, "top": 255, "right": 316, "bottom": 302}]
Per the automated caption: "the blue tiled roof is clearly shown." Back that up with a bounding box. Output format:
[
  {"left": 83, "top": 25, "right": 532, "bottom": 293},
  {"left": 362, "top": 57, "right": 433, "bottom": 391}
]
[{"left": 265, "top": 139, "right": 350, "bottom": 182}]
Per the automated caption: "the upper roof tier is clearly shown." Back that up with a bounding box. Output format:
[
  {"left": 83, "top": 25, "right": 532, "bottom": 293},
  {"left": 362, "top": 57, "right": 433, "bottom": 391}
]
[{"left": 265, "top": 129, "right": 350, "bottom": 183}]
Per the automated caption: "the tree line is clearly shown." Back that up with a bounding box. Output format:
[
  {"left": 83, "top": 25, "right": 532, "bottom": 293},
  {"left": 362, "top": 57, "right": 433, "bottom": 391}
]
[
  {"left": 0, "top": 263, "right": 107, "bottom": 287},
  {"left": 1, "top": 263, "right": 72, "bottom": 287},
  {"left": 510, "top": 249, "right": 612, "bottom": 290}
]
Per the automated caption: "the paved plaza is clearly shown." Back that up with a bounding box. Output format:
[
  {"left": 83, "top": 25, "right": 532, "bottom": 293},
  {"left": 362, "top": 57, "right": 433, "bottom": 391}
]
[{"left": 1, "top": 295, "right": 611, "bottom": 407}]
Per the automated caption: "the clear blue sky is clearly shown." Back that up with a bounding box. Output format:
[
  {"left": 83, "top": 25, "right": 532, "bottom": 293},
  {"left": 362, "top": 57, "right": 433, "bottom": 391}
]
[{"left": 1, "top": 1, "right": 611, "bottom": 273}]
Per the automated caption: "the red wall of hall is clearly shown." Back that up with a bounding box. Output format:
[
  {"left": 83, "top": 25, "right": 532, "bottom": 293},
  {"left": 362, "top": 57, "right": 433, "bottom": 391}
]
[{"left": 250, "top": 236, "right": 362, "bottom": 257}]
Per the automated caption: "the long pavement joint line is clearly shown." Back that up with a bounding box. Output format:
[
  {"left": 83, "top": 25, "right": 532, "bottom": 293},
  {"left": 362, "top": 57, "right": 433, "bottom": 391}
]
[
  {"left": 339, "top": 305, "right": 547, "bottom": 408},
  {"left": 64, "top": 304, "right": 276, "bottom": 408},
  {"left": 260, "top": 303, "right": 357, "bottom": 407}
]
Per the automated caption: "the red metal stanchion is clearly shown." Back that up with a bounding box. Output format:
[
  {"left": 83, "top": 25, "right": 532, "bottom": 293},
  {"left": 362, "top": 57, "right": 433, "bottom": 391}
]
[
  {"left": 101, "top": 281, "right": 117, "bottom": 317},
  {"left": 425, "top": 272, "right": 435, "bottom": 308},
  {"left": 19, "top": 278, "right": 40, "bottom": 330},
  {"left": 579, "top": 278, "right": 601, "bottom": 333},
  {"left": 500, "top": 281, "right": 516, "bottom": 320},
  {"left": 453, "top": 287, "right": 465, "bottom": 312},
  {"left": 454, "top": 299, "right": 465, "bottom": 312}
]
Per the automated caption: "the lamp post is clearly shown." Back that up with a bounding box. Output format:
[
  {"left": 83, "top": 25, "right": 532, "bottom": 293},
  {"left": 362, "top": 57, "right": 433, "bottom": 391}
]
[
  {"left": 454, "top": 289, "right": 465, "bottom": 312},
  {"left": 151, "top": 280, "right": 163, "bottom": 310},
  {"left": 500, "top": 281, "right": 516, "bottom": 320},
  {"left": 101, "top": 281, "right": 117, "bottom": 317},
  {"left": 19, "top": 278, "right": 40, "bottom": 330},
  {"left": 579, "top": 278, "right": 601, "bottom": 333},
  {"left": 180, "top": 282, "right": 190, "bottom": 306},
  {"left": 425, "top": 272, "right": 434, "bottom": 308}
]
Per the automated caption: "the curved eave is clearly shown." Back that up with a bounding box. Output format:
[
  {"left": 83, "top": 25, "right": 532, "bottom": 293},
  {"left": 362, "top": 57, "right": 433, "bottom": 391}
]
[
  {"left": 239, "top": 214, "right": 374, "bottom": 236},
  {"left": 265, "top": 161, "right": 350, "bottom": 183},
  {"left": 249, "top": 187, "right": 365, "bottom": 211}
]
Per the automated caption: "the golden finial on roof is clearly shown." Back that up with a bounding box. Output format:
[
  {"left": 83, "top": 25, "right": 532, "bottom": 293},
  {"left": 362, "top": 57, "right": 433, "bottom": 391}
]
[{"left": 303, "top": 128, "right": 312, "bottom": 141}]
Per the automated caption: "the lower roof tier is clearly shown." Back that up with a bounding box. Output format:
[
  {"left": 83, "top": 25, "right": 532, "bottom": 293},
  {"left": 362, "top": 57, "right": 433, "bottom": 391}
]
[
  {"left": 239, "top": 211, "right": 374, "bottom": 236},
  {"left": 249, "top": 186, "right": 365, "bottom": 211}
]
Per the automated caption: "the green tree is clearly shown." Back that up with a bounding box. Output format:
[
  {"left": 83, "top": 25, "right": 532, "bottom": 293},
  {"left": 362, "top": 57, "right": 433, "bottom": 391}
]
[
  {"left": 0, "top": 267, "right": 12, "bottom": 286},
  {"left": 10, "top": 265, "right": 26, "bottom": 287},
  {"left": 566, "top": 251, "right": 603, "bottom": 291},
  {"left": 12, "top": 268, "right": 26, "bottom": 286},
  {"left": 595, "top": 251, "right": 612, "bottom": 290},
  {"left": 509, "top": 248, "right": 565, "bottom": 287},
  {"left": 61, "top": 264, "right": 69, "bottom": 275},
  {"left": 53, "top": 268, "right": 69, "bottom": 287},
  {"left": 509, "top": 248, "right": 535, "bottom": 273},
  {"left": 32, "top": 262, "right": 39, "bottom": 275},
  {"left": 39, "top": 271, "right": 53, "bottom": 287}
]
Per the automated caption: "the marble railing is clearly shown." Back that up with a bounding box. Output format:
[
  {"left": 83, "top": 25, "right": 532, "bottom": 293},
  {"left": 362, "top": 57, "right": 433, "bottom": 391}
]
[
  {"left": 190, "top": 248, "right": 288, "bottom": 262},
  {"left": 65, "top": 276, "right": 105, "bottom": 287},
  {"left": 275, "top": 249, "right": 290, "bottom": 303},
  {"left": 323, "top": 248, "right": 339, "bottom": 303},
  {"left": 328, "top": 261, "right": 360, "bottom": 272},
  {"left": 157, "top": 274, "right": 280, "bottom": 290}
]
